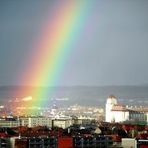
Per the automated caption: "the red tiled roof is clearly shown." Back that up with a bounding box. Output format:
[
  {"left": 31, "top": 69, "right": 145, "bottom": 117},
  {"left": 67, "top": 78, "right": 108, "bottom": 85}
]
[
  {"left": 111, "top": 104, "right": 128, "bottom": 112},
  {"left": 0, "top": 133, "right": 9, "bottom": 137},
  {"left": 107, "top": 95, "right": 117, "bottom": 100},
  {"left": 114, "top": 104, "right": 126, "bottom": 107}
]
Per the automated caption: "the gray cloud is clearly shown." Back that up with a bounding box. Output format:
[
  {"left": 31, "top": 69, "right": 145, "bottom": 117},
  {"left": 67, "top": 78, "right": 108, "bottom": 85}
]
[{"left": 0, "top": 0, "right": 148, "bottom": 86}]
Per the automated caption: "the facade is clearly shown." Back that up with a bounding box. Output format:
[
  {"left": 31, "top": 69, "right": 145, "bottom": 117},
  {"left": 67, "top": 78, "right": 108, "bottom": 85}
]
[
  {"left": 20, "top": 117, "right": 52, "bottom": 128},
  {"left": 53, "top": 119, "right": 72, "bottom": 129},
  {"left": 20, "top": 117, "right": 29, "bottom": 126},
  {"left": 52, "top": 116, "right": 73, "bottom": 129},
  {"left": 74, "top": 115, "right": 95, "bottom": 125},
  {"left": 105, "top": 95, "right": 148, "bottom": 124},
  {"left": 0, "top": 118, "right": 20, "bottom": 127},
  {"left": 105, "top": 95, "right": 118, "bottom": 122},
  {"left": 0, "top": 120, "right": 20, "bottom": 127},
  {"left": 110, "top": 104, "right": 130, "bottom": 122},
  {"left": 20, "top": 116, "right": 73, "bottom": 129}
]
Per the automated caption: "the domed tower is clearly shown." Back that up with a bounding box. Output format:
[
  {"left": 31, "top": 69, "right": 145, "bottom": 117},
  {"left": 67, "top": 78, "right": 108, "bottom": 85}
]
[{"left": 105, "top": 95, "right": 117, "bottom": 122}]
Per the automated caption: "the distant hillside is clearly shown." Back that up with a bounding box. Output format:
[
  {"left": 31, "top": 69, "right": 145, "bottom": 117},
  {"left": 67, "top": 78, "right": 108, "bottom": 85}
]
[{"left": 0, "top": 85, "right": 148, "bottom": 107}]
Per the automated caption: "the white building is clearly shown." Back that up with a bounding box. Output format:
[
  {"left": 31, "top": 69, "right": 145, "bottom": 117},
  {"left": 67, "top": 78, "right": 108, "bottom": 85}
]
[
  {"left": 0, "top": 118, "right": 20, "bottom": 127},
  {"left": 105, "top": 95, "right": 148, "bottom": 124},
  {"left": 19, "top": 115, "right": 73, "bottom": 129},
  {"left": 105, "top": 95, "right": 117, "bottom": 122},
  {"left": 20, "top": 117, "right": 52, "bottom": 128},
  {"left": 52, "top": 115, "right": 73, "bottom": 129}
]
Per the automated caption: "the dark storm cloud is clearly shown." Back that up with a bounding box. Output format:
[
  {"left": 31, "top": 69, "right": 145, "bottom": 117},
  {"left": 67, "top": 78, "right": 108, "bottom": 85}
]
[{"left": 0, "top": 0, "right": 148, "bottom": 86}]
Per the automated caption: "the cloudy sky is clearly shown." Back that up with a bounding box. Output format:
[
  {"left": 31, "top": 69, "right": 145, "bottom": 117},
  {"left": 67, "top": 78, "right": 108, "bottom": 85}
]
[{"left": 0, "top": 0, "right": 148, "bottom": 86}]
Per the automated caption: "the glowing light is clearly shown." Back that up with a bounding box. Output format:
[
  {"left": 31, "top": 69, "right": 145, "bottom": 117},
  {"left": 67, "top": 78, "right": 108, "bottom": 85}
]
[{"left": 22, "top": 96, "right": 32, "bottom": 101}]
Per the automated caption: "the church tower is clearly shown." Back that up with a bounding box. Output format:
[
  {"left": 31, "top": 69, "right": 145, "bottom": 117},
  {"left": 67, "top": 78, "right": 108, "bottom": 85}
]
[{"left": 105, "top": 95, "right": 117, "bottom": 122}]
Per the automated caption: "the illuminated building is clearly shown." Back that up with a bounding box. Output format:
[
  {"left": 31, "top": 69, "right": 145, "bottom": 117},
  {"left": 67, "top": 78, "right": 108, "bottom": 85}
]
[
  {"left": 105, "top": 95, "right": 148, "bottom": 124},
  {"left": 105, "top": 95, "right": 117, "bottom": 122}
]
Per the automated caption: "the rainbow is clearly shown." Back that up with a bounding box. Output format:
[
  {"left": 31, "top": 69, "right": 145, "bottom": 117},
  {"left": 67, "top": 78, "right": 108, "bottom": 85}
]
[{"left": 17, "top": 1, "right": 93, "bottom": 109}]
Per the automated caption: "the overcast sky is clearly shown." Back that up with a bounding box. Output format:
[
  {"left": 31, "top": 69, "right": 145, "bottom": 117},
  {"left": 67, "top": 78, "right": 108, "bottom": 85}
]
[{"left": 0, "top": 0, "right": 148, "bottom": 86}]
